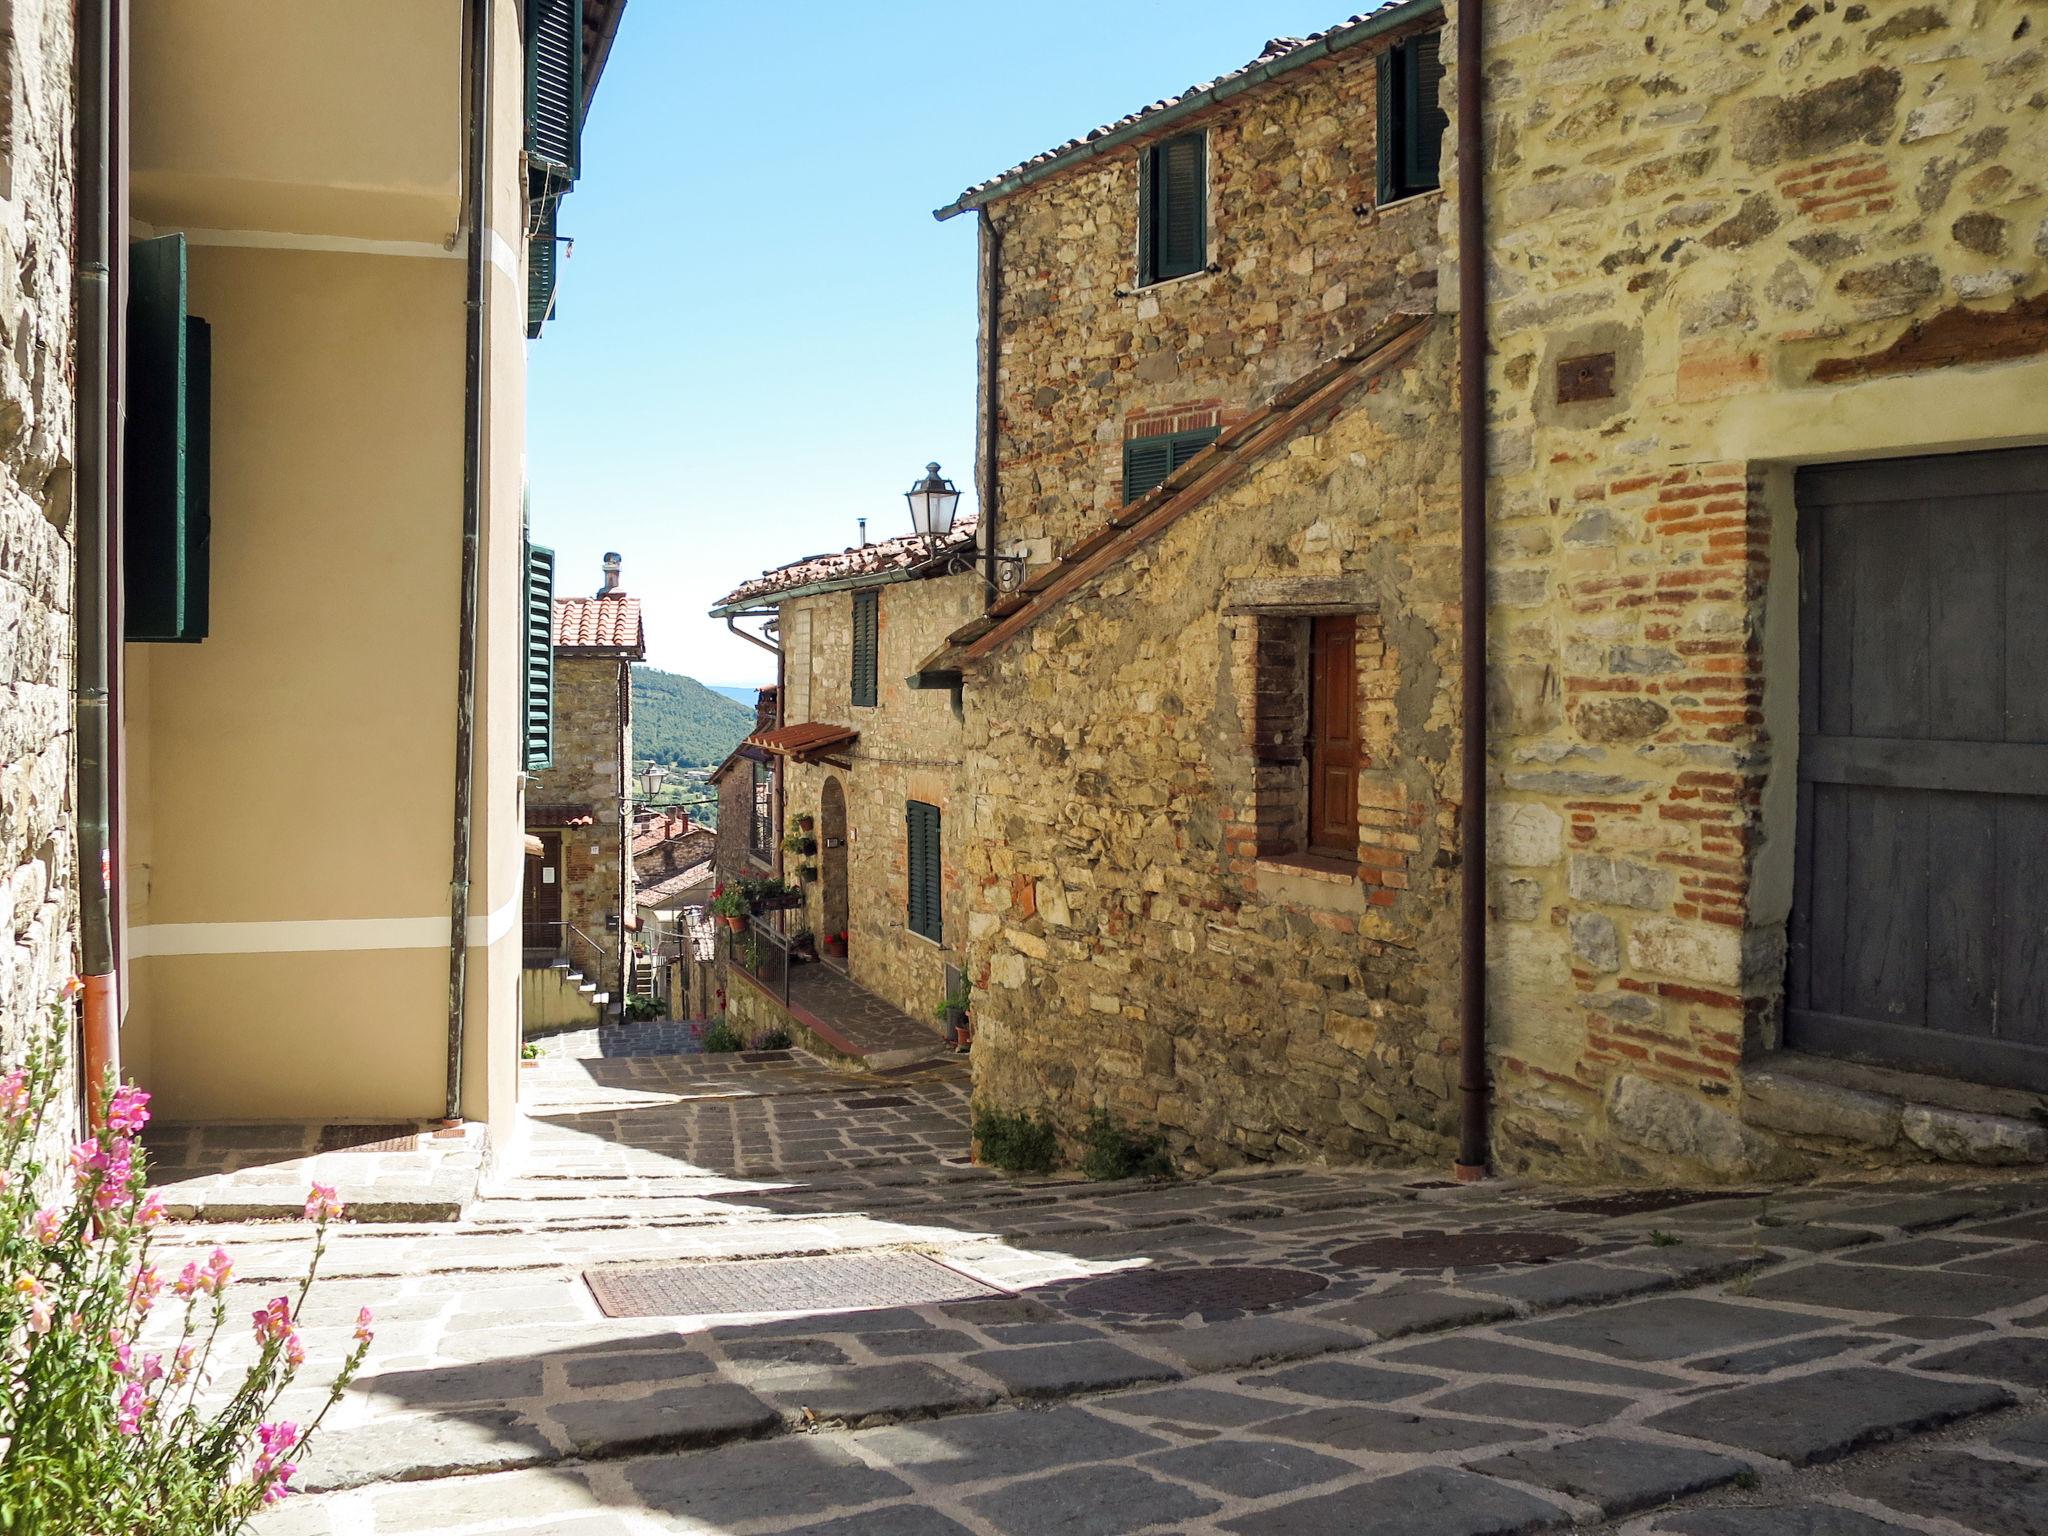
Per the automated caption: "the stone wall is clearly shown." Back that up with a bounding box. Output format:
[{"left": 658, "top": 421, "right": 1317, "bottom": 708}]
[
  {"left": 779, "top": 573, "right": 979, "bottom": 1028},
  {"left": 0, "top": 2, "right": 79, "bottom": 1125},
  {"left": 529, "top": 654, "right": 629, "bottom": 992},
  {"left": 986, "top": 16, "right": 1444, "bottom": 562},
  {"left": 966, "top": 327, "right": 1465, "bottom": 1170},
  {"left": 1445, "top": 0, "right": 2048, "bottom": 1177}
]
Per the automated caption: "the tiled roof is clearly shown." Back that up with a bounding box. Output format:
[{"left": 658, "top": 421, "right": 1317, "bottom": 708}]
[
  {"left": 745, "top": 722, "right": 860, "bottom": 762},
  {"left": 553, "top": 593, "right": 646, "bottom": 655},
  {"left": 935, "top": 1, "right": 1436, "bottom": 219},
  {"left": 710, "top": 519, "right": 979, "bottom": 614},
  {"left": 527, "top": 805, "right": 597, "bottom": 829},
  {"left": 913, "top": 312, "right": 1435, "bottom": 676},
  {"left": 636, "top": 860, "right": 714, "bottom": 911}
]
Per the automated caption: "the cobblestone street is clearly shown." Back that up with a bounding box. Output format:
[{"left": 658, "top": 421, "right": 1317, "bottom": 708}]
[{"left": 163, "top": 1043, "right": 2048, "bottom": 1536}]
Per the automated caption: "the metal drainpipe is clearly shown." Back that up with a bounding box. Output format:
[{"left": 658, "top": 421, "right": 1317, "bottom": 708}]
[
  {"left": 76, "top": 0, "right": 118, "bottom": 1123},
  {"left": 444, "top": 0, "right": 491, "bottom": 1125},
  {"left": 1455, "top": 0, "right": 1491, "bottom": 1182},
  {"left": 979, "top": 211, "right": 1002, "bottom": 603}
]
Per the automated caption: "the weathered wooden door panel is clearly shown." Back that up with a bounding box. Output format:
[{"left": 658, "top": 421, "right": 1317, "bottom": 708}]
[
  {"left": 1308, "top": 614, "right": 1360, "bottom": 859},
  {"left": 524, "top": 831, "right": 562, "bottom": 952},
  {"left": 1788, "top": 447, "right": 2048, "bottom": 1092}
]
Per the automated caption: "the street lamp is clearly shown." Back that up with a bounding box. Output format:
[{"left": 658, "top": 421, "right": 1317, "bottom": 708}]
[
  {"left": 905, "top": 462, "right": 962, "bottom": 541},
  {"left": 639, "top": 763, "right": 667, "bottom": 799}
]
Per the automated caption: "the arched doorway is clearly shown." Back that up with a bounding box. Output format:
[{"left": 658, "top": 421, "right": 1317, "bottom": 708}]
[{"left": 820, "top": 776, "right": 849, "bottom": 966}]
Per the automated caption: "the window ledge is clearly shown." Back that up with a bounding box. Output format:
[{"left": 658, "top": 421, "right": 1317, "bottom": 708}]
[
  {"left": 1127, "top": 266, "right": 1216, "bottom": 297},
  {"left": 1254, "top": 852, "right": 1359, "bottom": 885},
  {"left": 1367, "top": 187, "right": 1443, "bottom": 220}
]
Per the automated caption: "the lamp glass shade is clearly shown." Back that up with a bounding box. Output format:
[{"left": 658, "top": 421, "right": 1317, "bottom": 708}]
[{"left": 906, "top": 463, "right": 961, "bottom": 538}]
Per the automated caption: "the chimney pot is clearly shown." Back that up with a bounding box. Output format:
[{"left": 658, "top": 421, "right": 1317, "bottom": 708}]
[{"left": 601, "top": 552, "right": 623, "bottom": 595}]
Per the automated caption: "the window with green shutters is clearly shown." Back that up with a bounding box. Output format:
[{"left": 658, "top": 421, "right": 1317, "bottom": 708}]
[
  {"left": 524, "top": 0, "right": 583, "bottom": 180},
  {"left": 1376, "top": 31, "right": 1448, "bottom": 205},
  {"left": 1123, "top": 426, "right": 1219, "bottom": 503},
  {"left": 1138, "top": 130, "right": 1207, "bottom": 286},
  {"left": 851, "top": 590, "right": 879, "bottom": 708},
  {"left": 125, "top": 234, "right": 212, "bottom": 643},
  {"left": 524, "top": 542, "right": 556, "bottom": 771},
  {"left": 906, "top": 801, "right": 943, "bottom": 943},
  {"left": 528, "top": 194, "right": 560, "bottom": 339}
]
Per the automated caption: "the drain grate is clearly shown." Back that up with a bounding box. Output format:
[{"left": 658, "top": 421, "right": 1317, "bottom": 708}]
[
  {"left": 584, "top": 1252, "right": 1003, "bottom": 1319},
  {"left": 315, "top": 1123, "right": 420, "bottom": 1154},
  {"left": 1548, "top": 1189, "right": 1766, "bottom": 1218},
  {"left": 840, "top": 1095, "right": 911, "bottom": 1110},
  {"left": 1331, "top": 1230, "right": 1582, "bottom": 1270},
  {"left": 1062, "top": 1265, "right": 1328, "bottom": 1317}
]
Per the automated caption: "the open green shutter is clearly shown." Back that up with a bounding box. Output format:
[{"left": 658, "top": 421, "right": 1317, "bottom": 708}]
[
  {"left": 1123, "top": 437, "right": 1173, "bottom": 502},
  {"left": 125, "top": 234, "right": 210, "bottom": 643},
  {"left": 528, "top": 193, "right": 560, "bottom": 339},
  {"left": 1136, "top": 146, "right": 1156, "bottom": 286},
  {"left": 525, "top": 542, "right": 555, "bottom": 770},
  {"left": 1375, "top": 48, "right": 1396, "bottom": 206},
  {"left": 1156, "top": 132, "right": 1206, "bottom": 280},
  {"left": 907, "top": 801, "right": 942, "bottom": 942},
  {"left": 1405, "top": 32, "right": 1447, "bottom": 193},
  {"left": 524, "top": 0, "right": 583, "bottom": 180},
  {"left": 1168, "top": 427, "right": 1218, "bottom": 473},
  {"left": 852, "top": 590, "right": 879, "bottom": 708}
]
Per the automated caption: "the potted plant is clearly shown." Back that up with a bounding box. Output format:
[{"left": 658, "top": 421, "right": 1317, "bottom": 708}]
[
  {"left": 798, "top": 861, "right": 819, "bottom": 883},
  {"left": 750, "top": 877, "right": 803, "bottom": 912},
  {"left": 790, "top": 928, "right": 818, "bottom": 963},
  {"left": 935, "top": 977, "right": 973, "bottom": 1050},
  {"left": 822, "top": 929, "right": 848, "bottom": 959},
  {"left": 711, "top": 884, "right": 749, "bottom": 933},
  {"left": 782, "top": 830, "right": 819, "bottom": 858},
  {"left": 797, "top": 812, "right": 815, "bottom": 833}
]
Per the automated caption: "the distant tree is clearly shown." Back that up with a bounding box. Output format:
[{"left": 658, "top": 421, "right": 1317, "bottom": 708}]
[{"left": 631, "top": 666, "right": 755, "bottom": 770}]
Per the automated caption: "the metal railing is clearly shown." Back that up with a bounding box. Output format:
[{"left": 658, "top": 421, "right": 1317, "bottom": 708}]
[
  {"left": 525, "top": 920, "right": 610, "bottom": 981},
  {"left": 731, "top": 914, "right": 791, "bottom": 1006}
]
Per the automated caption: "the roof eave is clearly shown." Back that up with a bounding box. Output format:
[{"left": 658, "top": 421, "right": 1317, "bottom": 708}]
[
  {"left": 932, "top": 0, "right": 1442, "bottom": 222},
  {"left": 707, "top": 542, "right": 981, "bottom": 618},
  {"left": 582, "top": 0, "right": 628, "bottom": 112}
]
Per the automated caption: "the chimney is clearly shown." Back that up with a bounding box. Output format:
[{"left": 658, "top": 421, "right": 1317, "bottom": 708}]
[
  {"left": 600, "top": 551, "right": 623, "bottom": 595},
  {"left": 857, "top": 517, "right": 867, "bottom": 547}
]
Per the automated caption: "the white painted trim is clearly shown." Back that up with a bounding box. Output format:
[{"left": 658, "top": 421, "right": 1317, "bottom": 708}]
[
  {"left": 487, "top": 228, "right": 523, "bottom": 287},
  {"left": 165, "top": 226, "right": 464, "bottom": 260},
  {"left": 130, "top": 896, "right": 520, "bottom": 958}
]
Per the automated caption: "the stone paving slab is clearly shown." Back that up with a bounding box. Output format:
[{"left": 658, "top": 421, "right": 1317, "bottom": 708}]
[
  {"left": 1641, "top": 1365, "right": 2012, "bottom": 1465},
  {"left": 1469, "top": 1436, "right": 1751, "bottom": 1518}
]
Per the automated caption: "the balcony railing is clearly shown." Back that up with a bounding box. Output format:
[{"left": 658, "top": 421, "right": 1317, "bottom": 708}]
[{"left": 731, "top": 914, "right": 790, "bottom": 1006}]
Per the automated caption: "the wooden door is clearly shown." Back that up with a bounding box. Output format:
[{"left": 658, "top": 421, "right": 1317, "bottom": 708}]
[
  {"left": 1788, "top": 447, "right": 2048, "bottom": 1091},
  {"left": 524, "top": 831, "right": 562, "bottom": 952},
  {"left": 820, "top": 776, "right": 849, "bottom": 962},
  {"left": 1308, "top": 614, "right": 1360, "bottom": 859}
]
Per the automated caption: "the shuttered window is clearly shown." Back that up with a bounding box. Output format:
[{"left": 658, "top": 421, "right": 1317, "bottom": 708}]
[
  {"left": 751, "top": 760, "right": 775, "bottom": 862},
  {"left": 1123, "top": 427, "right": 1219, "bottom": 503},
  {"left": 1138, "top": 130, "right": 1207, "bottom": 286},
  {"left": 528, "top": 193, "right": 560, "bottom": 340},
  {"left": 851, "top": 590, "right": 879, "bottom": 708},
  {"left": 524, "top": 542, "right": 556, "bottom": 770},
  {"left": 906, "top": 801, "right": 943, "bottom": 943},
  {"left": 524, "top": 0, "right": 583, "bottom": 179},
  {"left": 125, "top": 234, "right": 212, "bottom": 643},
  {"left": 1376, "top": 31, "right": 1448, "bottom": 205}
]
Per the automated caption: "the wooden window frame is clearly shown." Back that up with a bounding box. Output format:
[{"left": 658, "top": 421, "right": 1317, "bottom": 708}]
[
  {"left": 748, "top": 758, "right": 776, "bottom": 866},
  {"left": 1245, "top": 610, "right": 1364, "bottom": 874},
  {"left": 1376, "top": 30, "right": 1448, "bottom": 206},
  {"left": 1138, "top": 129, "right": 1208, "bottom": 288}
]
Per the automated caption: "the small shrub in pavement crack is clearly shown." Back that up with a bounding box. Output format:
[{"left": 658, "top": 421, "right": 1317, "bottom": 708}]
[
  {"left": 0, "top": 982, "right": 374, "bottom": 1533},
  {"left": 1080, "top": 1112, "right": 1173, "bottom": 1182},
  {"left": 973, "top": 1108, "right": 1059, "bottom": 1175},
  {"left": 701, "top": 1018, "right": 745, "bottom": 1053},
  {"left": 1648, "top": 1229, "right": 1680, "bottom": 1247},
  {"left": 747, "top": 1028, "right": 793, "bottom": 1051}
]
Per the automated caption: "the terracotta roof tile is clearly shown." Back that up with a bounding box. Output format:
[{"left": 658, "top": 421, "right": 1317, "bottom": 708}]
[
  {"left": 553, "top": 593, "right": 646, "bottom": 654},
  {"left": 711, "top": 519, "right": 979, "bottom": 613},
  {"left": 745, "top": 722, "right": 860, "bottom": 761},
  {"left": 528, "top": 804, "right": 597, "bottom": 829}
]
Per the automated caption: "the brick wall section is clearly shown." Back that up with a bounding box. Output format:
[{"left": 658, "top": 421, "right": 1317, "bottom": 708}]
[
  {"left": 0, "top": 3, "right": 80, "bottom": 1127},
  {"left": 985, "top": 19, "right": 1444, "bottom": 563},
  {"left": 1442, "top": 0, "right": 2048, "bottom": 1177},
  {"left": 529, "top": 654, "right": 630, "bottom": 993}
]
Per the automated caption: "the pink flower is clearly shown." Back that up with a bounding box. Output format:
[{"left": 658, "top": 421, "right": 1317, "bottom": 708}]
[
  {"left": 127, "top": 1264, "right": 162, "bottom": 1317},
  {"left": 173, "top": 1262, "right": 200, "bottom": 1297},
  {"left": 60, "top": 975, "right": 85, "bottom": 1001},
  {"left": 284, "top": 1334, "right": 305, "bottom": 1369},
  {"left": 30, "top": 1208, "right": 59, "bottom": 1246},
  {"left": 252, "top": 1420, "right": 301, "bottom": 1502},
  {"left": 116, "top": 1382, "right": 146, "bottom": 1437},
  {"left": 258, "top": 1464, "right": 298, "bottom": 1505},
  {"left": 136, "top": 1192, "right": 166, "bottom": 1227},
  {"left": 27, "top": 1301, "right": 50, "bottom": 1335},
  {"left": 105, "top": 1084, "right": 150, "bottom": 1137},
  {"left": 68, "top": 1137, "right": 102, "bottom": 1177},
  {"left": 251, "top": 1296, "right": 293, "bottom": 1346},
  {"left": 353, "top": 1305, "right": 375, "bottom": 1344},
  {"left": 0, "top": 1072, "right": 23, "bottom": 1126},
  {"left": 303, "top": 1183, "right": 344, "bottom": 1223},
  {"left": 170, "top": 1344, "right": 195, "bottom": 1385},
  {"left": 139, "top": 1352, "right": 166, "bottom": 1385},
  {"left": 202, "top": 1248, "right": 233, "bottom": 1293}
]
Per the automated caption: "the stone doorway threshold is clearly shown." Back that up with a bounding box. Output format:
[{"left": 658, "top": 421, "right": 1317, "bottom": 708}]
[
  {"left": 140, "top": 1119, "right": 487, "bottom": 1222},
  {"left": 1742, "top": 1052, "right": 2047, "bottom": 1167}
]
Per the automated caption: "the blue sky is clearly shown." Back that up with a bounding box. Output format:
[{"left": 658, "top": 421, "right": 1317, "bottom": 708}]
[{"left": 527, "top": 1, "right": 1355, "bottom": 687}]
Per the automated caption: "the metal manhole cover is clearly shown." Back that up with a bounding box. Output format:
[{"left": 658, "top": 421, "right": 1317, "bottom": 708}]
[
  {"left": 1062, "top": 1266, "right": 1328, "bottom": 1317},
  {"left": 1331, "top": 1231, "right": 1583, "bottom": 1270},
  {"left": 584, "top": 1252, "right": 1004, "bottom": 1319},
  {"left": 1548, "top": 1189, "right": 1766, "bottom": 1218},
  {"left": 841, "top": 1095, "right": 910, "bottom": 1110},
  {"left": 315, "top": 1123, "right": 420, "bottom": 1154}
]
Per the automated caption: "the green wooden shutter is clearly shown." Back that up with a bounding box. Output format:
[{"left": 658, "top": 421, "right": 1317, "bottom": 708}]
[
  {"left": 852, "top": 590, "right": 879, "bottom": 708},
  {"left": 125, "top": 235, "right": 210, "bottom": 643},
  {"left": 1148, "top": 131, "right": 1207, "bottom": 282},
  {"left": 907, "top": 801, "right": 942, "bottom": 942},
  {"left": 524, "top": 0, "right": 583, "bottom": 179},
  {"left": 1168, "top": 427, "right": 1218, "bottom": 474},
  {"left": 528, "top": 193, "right": 560, "bottom": 339},
  {"left": 1375, "top": 47, "right": 1396, "bottom": 206},
  {"left": 1124, "top": 427, "right": 1218, "bottom": 502},
  {"left": 1136, "top": 145, "right": 1156, "bottom": 286},
  {"left": 525, "top": 542, "right": 556, "bottom": 770},
  {"left": 1404, "top": 31, "right": 1448, "bottom": 193}
]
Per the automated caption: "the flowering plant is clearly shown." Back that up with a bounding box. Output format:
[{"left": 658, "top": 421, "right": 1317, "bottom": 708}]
[{"left": 0, "top": 984, "right": 372, "bottom": 1533}]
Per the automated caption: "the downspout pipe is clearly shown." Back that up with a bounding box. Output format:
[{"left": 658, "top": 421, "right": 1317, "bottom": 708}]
[
  {"left": 1455, "top": 0, "right": 1490, "bottom": 1182},
  {"left": 979, "top": 211, "right": 1001, "bottom": 603},
  {"left": 76, "top": 0, "right": 118, "bottom": 1123},
  {"left": 444, "top": 0, "right": 491, "bottom": 1124},
  {"left": 724, "top": 612, "right": 780, "bottom": 658}
]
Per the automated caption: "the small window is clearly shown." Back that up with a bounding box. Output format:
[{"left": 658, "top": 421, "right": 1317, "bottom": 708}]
[
  {"left": 523, "top": 541, "right": 555, "bottom": 771},
  {"left": 906, "top": 800, "right": 943, "bottom": 942},
  {"left": 1123, "top": 427, "right": 1219, "bottom": 503},
  {"left": 1139, "top": 130, "right": 1207, "bottom": 286},
  {"left": 1376, "top": 30, "right": 1448, "bottom": 205},
  {"left": 851, "top": 590, "right": 879, "bottom": 708},
  {"left": 750, "top": 759, "right": 775, "bottom": 863},
  {"left": 1249, "top": 614, "right": 1360, "bottom": 865}
]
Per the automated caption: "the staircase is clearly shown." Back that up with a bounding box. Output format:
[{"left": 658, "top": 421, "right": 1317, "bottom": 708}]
[{"left": 521, "top": 956, "right": 614, "bottom": 1031}]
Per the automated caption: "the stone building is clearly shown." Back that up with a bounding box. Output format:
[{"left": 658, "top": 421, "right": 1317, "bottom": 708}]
[
  {"left": 924, "top": 0, "right": 2048, "bottom": 1180},
  {"left": 709, "top": 686, "right": 780, "bottom": 893},
  {"left": 712, "top": 521, "right": 982, "bottom": 1038},
  {"left": 525, "top": 554, "right": 646, "bottom": 1002}
]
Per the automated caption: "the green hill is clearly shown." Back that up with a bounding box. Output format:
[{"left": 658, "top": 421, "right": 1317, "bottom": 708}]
[{"left": 631, "top": 665, "right": 755, "bottom": 769}]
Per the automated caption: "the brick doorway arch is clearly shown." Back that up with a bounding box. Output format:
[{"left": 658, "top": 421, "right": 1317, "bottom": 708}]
[{"left": 820, "top": 775, "right": 849, "bottom": 963}]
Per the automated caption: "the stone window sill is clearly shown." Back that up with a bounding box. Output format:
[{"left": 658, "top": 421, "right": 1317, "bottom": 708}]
[
  {"left": 1369, "top": 187, "right": 1443, "bottom": 220},
  {"left": 1254, "top": 852, "right": 1359, "bottom": 884},
  {"left": 1250, "top": 852, "right": 1370, "bottom": 914}
]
